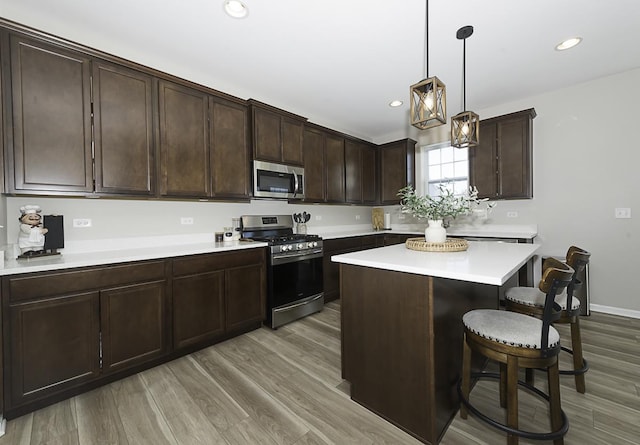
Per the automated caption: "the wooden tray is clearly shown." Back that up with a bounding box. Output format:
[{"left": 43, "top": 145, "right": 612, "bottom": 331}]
[{"left": 405, "top": 237, "right": 469, "bottom": 252}]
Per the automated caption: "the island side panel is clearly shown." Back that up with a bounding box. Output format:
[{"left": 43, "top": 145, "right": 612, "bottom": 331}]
[
  {"left": 431, "top": 276, "right": 499, "bottom": 442},
  {"left": 340, "top": 264, "right": 437, "bottom": 444}
]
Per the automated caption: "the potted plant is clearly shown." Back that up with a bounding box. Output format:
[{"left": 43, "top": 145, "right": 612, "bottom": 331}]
[{"left": 397, "top": 185, "right": 494, "bottom": 243}]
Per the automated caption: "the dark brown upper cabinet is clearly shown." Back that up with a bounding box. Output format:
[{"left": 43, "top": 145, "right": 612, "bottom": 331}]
[
  {"left": 325, "top": 132, "right": 345, "bottom": 203},
  {"left": 469, "top": 108, "right": 536, "bottom": 200},
  {"left": 92, "top": 61, "right": 155, "bottom": 195},
  {"left": 379, "top": 138, "right": 416, "bottom": 205},
  {"left": 158, "top": 81, "right": 250, "bottom": 200},
  {"left": 7, "top": 33, "right": 93, "bottom": 193},
  {"left": 249, "top": 100, "right": 306, "bottom": 166},
  {"left": 209, "top": 96, "right": 250, "bottom": 199},
  {"left": 158, "top": 80, "right": 211, "bottom": 198},
  {"left": 345, "top": 139, "right": 377, "bottom": 205},
  {"left": 302, "top": 125, "right": 326, "bottom": 202},
  {"left": 0, "top": 43, "right": 4, "bottom": 194}
]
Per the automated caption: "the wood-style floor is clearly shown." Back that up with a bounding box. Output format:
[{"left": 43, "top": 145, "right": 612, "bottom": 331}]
[{"left": 1, "top": 301, "right": 639, "bottom": 445}]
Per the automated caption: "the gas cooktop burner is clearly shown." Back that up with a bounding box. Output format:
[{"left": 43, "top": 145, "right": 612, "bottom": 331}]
[{"left": 253, "top": 234, "right": 321, "bottom": 244}]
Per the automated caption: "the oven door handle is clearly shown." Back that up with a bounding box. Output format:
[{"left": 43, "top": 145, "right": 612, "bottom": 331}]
[
  {"left": 274, "top": 293, "right": 324, "bottom": 312},
  {"left": 271, "top": 250, "right": 323, "bottom": 265}
]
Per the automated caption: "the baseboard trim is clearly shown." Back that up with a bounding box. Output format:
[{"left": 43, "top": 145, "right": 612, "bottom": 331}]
[{"left": 590, "top": 304, "right": 640, "bottom": 320}]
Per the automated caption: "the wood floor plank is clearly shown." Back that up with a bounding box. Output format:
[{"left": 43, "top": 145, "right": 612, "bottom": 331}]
[
  {"left": 108, "top": 375, "right": 178, "bottom": 445},
  {"left": 219, "top": 417, "right": 290, "bottom": 445},
  {"left": 138, "top": 364, "right": 228, "bottom": 444},
  {"left": 0, "top": 413, "right": 33, "bottom": 445},
  {"left": 193, "top": 347, "right": 310, "bottom": 445},
  {"left": 291, "top": 430, "right": 332, "bottom": 445},
  {"left": 29, "top": 399, "right": 78, "bottom": 445},
  {"left": 166, "top": 356, "right": 248, "bottom": 432},
  {"left": 75, "top": 385, "right": 129, "bottom": 445}
]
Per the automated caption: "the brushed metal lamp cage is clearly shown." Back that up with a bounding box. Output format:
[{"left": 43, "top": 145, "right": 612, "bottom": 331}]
[
  {"left": 451, "top": 25, "right": 479, "bottom": 148},
  {"left": 410, "top": 0, "right": 446, "bottom": 130}
]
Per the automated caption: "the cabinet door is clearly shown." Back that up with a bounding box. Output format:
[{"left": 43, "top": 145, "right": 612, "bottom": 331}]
[
  {"left": 469, "top": 122, "right": 498, "bottom": 198},
  {"left": 172, "top": 271, "right": 225, "bottom": 350},
  {"left": 210, "top": 97, "right": 250, "bottom": 199},
  {"left": 281, "top": 117, "right": 304, "bottom": 165},
  {"left": 252, "top": 107, "right": 281, "bottom": 162},
  {"left": 158, "top": 80, "right": 210, "bottom": 197},
  {"left": 9, "top": 34, "right": 93, "bottom": 193},
  {"left": 345, "top": 140, "right": 362, "bottom": 203},
  {"left": 498, "top": 117, "right": 532, "bottom": 199},
  {"left": 0, "top": 45, "right": 4, "bottom": 194},
  {"left": 302, "top": 127, "right": 326, "bottom": 202},
  {"left": 8, "top": 292, "right": 100, "bottom": 408},
  {"left": 325, "top": 134, "right": 345, "bottom": 202},
  {"left": 225, "top": 263, "right": 265, "bottom": 332},
  {"left": 100, "top": 281, "right": 167, "bottom": 373},
  {"left": 379, "top": 139, "right": 416, "bottom": 205},
  {"left": 93, "top": 61, "right": 154, "bottom": 195},
  {"left": 362, "top": 145, "right": 377, "bottom": 204}
]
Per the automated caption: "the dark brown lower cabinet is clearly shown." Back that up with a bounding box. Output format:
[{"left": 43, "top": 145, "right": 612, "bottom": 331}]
[
  {"left": 323, "top": 235, "right": 382, "bottom": 302},
  {"left": 100, "top": 281, "right": 167, "bottom": 373},
  {"left": 171, "top": 249, "right": 265, "bottom": 351},
  {"left": 1, "top": 248, "right": 266, "bottom": 419},
  {"left": 8, "top": 292, "right": 100, "bottom": 408}
]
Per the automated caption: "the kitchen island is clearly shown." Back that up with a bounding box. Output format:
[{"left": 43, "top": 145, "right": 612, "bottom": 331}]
[{"left": 332, "top": 241, "right": 539, "bottom": 445}]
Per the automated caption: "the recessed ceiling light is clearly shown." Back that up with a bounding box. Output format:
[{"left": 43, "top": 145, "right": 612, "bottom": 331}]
[
  {"left": 389, "top": 100, "right": 403, "bottom": 107},
  {"left": 555, "top": 37, "right": 582, "bottom": 51},
  {"left": 224, "top": 0, "right": 248, "bottom": 18}
]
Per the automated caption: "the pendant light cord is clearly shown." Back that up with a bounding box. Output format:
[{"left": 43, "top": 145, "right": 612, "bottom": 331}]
[
  {"left": 424, "top": 0, "right": 429, "bottom": 78},
  {"left": 462, "top": 37, "right": 466, "bottom": 111}
]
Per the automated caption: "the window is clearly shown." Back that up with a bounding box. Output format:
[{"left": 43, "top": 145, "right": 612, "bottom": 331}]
[{"left": 417, "top": 142, "right": 468, "bottom": 196}]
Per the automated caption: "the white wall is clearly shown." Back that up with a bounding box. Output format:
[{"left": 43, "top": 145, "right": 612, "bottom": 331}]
[
  {"left": 3, "top": 196, "right": 371, "bottom": 246},
  {"left": 412, "top": 68, "right": 640, "bottom": 314}
]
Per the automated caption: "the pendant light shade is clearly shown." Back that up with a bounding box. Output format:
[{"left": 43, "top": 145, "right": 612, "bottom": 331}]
[
  {"left": 451, "top": 25, "right": 479, "bottom": 148},
  {"left": 410, "top": 0, "right": 446, "bottom": 130}
]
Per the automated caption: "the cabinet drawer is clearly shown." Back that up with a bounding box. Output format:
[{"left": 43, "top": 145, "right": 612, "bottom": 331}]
[
  {"left": 7, "top": 260, "right": 167, "bottom": 302},
  {"left": 172, "top": 248, "right": 265, "bottom": 277}
]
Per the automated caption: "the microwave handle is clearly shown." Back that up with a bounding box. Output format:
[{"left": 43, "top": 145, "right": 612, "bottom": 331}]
[{"left": 292, "top": 169, "right": 300, "bottom": 197}]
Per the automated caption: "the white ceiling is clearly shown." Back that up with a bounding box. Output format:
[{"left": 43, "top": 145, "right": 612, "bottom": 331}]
[{"left": 2, "top": 0, "right": 640, "bottom": 144}]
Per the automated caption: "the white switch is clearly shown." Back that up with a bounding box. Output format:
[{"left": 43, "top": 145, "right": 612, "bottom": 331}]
[
  {"left": 355, "top": 215, "right": 360, "bottom": 220},
  {"left": 315, "top": 215, "right": 322, "bottom": 221},
  {"left": 73, "top": 218, "right": 92, "bottom": 228},
  {"left": 615, "top": 208, "right": 631, "bottom": 219},
  {"left": 181, "top": 217, "right": 194, "bottom": 225}
]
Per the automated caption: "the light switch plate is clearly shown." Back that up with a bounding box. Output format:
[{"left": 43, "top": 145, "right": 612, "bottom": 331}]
[
  {"left": 615, "top": 208, "right": 631, "bottom": 219},
  {"left": 73, "top": 218, "right": 92, "bottom": 228}
]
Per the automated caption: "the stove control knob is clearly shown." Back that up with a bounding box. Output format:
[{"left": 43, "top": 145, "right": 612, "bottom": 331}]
[
  {"left": 311, "top": 242, "right": 317, "bottom": 248},
  {"left": 297, "top": 243, "right": 303, "bottom": 250},
  {"left": 282, "top": 245, "right": 290, "bottom": 251}
]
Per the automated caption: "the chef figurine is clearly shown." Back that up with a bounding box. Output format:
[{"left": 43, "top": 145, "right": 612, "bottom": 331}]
[{"left": 18, "top": 205, "right": 48, "bottom": 256}]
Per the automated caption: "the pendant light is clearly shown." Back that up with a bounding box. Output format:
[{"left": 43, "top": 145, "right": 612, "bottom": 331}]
[
  {"left": 451, "top": 25, "right": 479, "bottom": 148},
  {"left": 410, "top": 0, "right": 446, "bottom": 130}
]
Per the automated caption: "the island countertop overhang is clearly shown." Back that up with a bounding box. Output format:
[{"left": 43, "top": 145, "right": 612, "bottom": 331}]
[{"left": 331, "top": 241, "right": 540, "bottom": 286}]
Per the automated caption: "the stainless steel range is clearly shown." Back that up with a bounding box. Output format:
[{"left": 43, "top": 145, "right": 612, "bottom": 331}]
[{"left": 240, "top": 215, "right": 324, "bottom": 329}]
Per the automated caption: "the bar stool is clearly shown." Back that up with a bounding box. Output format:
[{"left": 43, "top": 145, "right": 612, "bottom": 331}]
[
  {"left": 505, "top": 246, "right": 591, "bottom": 393},
  {"left": 459, "top": 258, "right": 574, "bottom": 445}
]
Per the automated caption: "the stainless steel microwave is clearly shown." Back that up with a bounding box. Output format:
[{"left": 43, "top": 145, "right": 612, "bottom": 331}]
[{"left": 253, "top": 160, "right": 304, "bottom": 199}]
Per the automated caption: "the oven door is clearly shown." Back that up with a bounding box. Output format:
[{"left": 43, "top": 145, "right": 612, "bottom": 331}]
[{"left": 267, "top": 250, "right": 323, "bottom": 328}]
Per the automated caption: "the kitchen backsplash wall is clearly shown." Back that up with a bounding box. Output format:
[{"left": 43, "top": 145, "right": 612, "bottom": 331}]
[{"left": 3, "top": 196, "right": 373, "bottom": 247}]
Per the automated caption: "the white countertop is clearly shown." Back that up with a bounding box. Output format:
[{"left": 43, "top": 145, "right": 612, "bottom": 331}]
[
  {"left": 316, "top": 223, "right": 537, "bottom": 240},
  {"left": 331, "top": 241, "right": 540, "bottom": 286},
  {"left": 0, "top": 240, "right": 268, "bottom": 276}
]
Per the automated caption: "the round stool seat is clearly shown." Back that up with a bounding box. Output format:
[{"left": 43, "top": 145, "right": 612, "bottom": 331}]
[
  {"left": 463, "top": 309, "right": 560, "bottom": 349},
  {"left": 506, "top": 286, "right": 580, "bottom": 311}
]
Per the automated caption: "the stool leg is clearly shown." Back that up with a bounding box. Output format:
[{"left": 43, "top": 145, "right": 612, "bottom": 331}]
[
  {"left": 500, "top": 363, "right": 507, "bottom": 408},
  {"left": 525, "top": 368, "right": 535, "bottom": 386},
  {"left": 507, "top": 355, "right": 519, "bottom": 445},
  {"left": 460, "top": 334, "right": 471, "bottom": 419},
  {"left": 570, "top": 317, "right": 587, "bottom": 393},
  {"left": 548, "top": 359, "right": 564, "bottom": 445}
]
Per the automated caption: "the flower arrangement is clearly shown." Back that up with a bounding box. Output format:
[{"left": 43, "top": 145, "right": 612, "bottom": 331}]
[{"left": 397, "top": 184, "right": 495, "bottom": 221}]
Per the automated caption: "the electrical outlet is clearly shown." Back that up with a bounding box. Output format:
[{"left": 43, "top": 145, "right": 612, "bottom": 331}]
[
  {"left": 73, "top": 218, "right": 92, "bottom": 228},
  {"left": 355, "top": 215, "right": 360, "bottom": 220},
  {"left": 507, "top": 211, "right": 518, "bottom": 218},
  {"left": 180, "top": 217, "right": 194, "bottom": 225},
  {"left": 615, "top": 208, "right": 631, "bottom": 219},
  {"left": 315, "top": 215, "right": 322, "bottom": 221}
]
